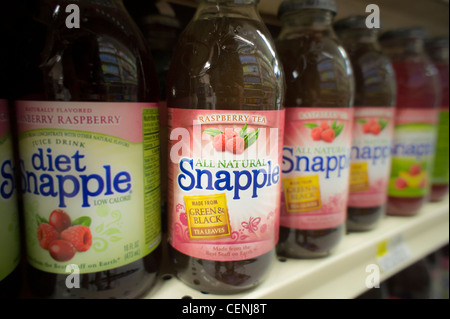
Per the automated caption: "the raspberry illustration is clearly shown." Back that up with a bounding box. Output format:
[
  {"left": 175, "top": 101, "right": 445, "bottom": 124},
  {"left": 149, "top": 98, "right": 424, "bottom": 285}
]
[
  {"left": 320, "top": 122, "right": 330, "bottom": 130},
  {"left": 37, "top": 223, "right": 59, "bottom": 250},
  {"left": 321, "top": 128, "right": 335, "bottom": 143},
  {"left": 49, "top": 209, "right": 72, "bottom": 232},
  {"left": 61, "top": 225, "right": 93, "bottom": 252},
  {"left": 226, "top": 135, "right": 245, "bottom": 154},
  {"left": 224, "top": 128, "right": 238, "bottom": 140},
  {"left": 362, "top": 122, "right": 372, "bottom": 133},
  {"left": 370, "top": 123, "right": 382, "bottom": 135},
  {"left": 311, "top": 127, "right": 323, "bottom": 141},
  {"left": 49, "top": 240, "right": 76, "bottom": 262},
  {"left": 409, "top": 164, "right": 422, "bottom": 176},
  {"left": 395, "top": 177, "right": 408, "bottom": 190},
  {"left": 180, "top": 213, "right": 188, "bottom": 226},
  {"left": 213, "top": 133, "right": 226, "bottom": 152}
]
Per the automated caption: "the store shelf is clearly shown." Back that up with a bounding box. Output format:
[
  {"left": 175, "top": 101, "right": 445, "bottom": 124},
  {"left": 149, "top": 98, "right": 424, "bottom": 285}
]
[{"left": 144, "top": 195, "right": 449, "bottom": 299}]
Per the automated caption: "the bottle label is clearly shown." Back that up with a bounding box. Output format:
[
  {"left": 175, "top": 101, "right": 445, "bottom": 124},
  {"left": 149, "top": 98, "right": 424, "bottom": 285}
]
[
  {"left": 0, "top": 100, "right": 21, "bottom": 281},
  {"left": 280, "top": 107, "right": 354, "bottom": 230},
  {"left": 168, "top": 108, "right": 285, "bottom": 261},
  {"left": 16, "top": 101, "right": 161, "bottom": 274},
  {"left": 432, "top": 107, "right": 449, "bottom": 185},
  {"left": 388, "top": 109, "right": 438, "bottom": 198},
  {"left": 348, "top": 107, "right": 395, "bottom": 207}
]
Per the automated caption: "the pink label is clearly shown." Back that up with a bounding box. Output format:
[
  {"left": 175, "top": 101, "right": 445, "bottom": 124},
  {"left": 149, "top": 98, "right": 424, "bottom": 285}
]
[
  {"left": 15, "top": 101, "right": 157, "bottom": 142},
  {"left": 281, "top": 107, "right": 354, "bottom": 230},
  {"left": 0, "top": 100, "right": 10, "bottom": 137},
  {"left": 168, "top": 108, "right": 285, "bottom": 261},
  {"left": 348, "top": 107, "right": 395, "bottom": 207}
]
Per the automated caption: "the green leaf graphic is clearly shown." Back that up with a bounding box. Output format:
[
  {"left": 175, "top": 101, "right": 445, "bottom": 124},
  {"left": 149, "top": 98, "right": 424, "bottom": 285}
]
[
  {"left": 239, "top": 123, "right": 248, "bottom": 137},
  {"left": 72, "top": 216, "right": 92, "bottom": 227},
  {"left": 244, "top": 129, "right": 260, "bottom": 149},
  {"left": 379, "top": 119, "right": 388, "bottom": 130},
  {"left": 333, "top": 123, "right": 345, "bottom": 138},
  {"left": 303, "top": 123, "right": 319, "bottom": 129},
  {"left": 202, "top": 128, "right": 223, "bottom": 137}
]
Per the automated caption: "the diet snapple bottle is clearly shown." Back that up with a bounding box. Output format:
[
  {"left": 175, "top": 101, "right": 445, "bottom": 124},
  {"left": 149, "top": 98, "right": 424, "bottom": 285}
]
[
  {"left": 276, "top": 0, "right": 355, "bottom": 258},
  {"left": 166, "top": 0, "right": 285, "bottom": 294},
  {"left": 380, "top": 28, "right": 440, "bottom": 216},
  {"left": 16, "top": 0, "right": 162, "bottom": 299},
  {"left": 334, "top": 16, "right": 396, "bottom": 231}
]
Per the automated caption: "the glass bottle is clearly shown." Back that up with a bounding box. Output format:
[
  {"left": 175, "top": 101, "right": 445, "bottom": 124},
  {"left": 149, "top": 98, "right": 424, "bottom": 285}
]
[
  {"left": 15, "top": 0, "right": 162, "bottom": 299},
  {"left": 0, "top": 2, "right": 22, "bottom": 295},
  {"left": 276, "top": 0, "right": 354, "bottom": 258},
  {"left": 380, "top": 27, "right": 440, "bottom": 216},
  {"left": 166, "top": 0, "right": 285, "bottom": 294},
  {"left": 425, "top": 37, "right": 449, "bottom": 202},
  {"left": 334, "top": 15, "right": 396, "bottom": 231}
]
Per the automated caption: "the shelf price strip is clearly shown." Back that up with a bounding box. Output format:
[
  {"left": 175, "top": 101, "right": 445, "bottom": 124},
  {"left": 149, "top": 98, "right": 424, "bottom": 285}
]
[{"left": 376, "top": 234, "right": 413, "bottom": 273}]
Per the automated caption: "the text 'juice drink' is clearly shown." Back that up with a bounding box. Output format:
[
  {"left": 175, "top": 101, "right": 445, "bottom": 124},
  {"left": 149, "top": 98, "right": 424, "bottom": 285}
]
[
  {"left": 276, "top": 0, "right": 354, "bottom": 258},
  {"left": 426, "top": 37, "right": 449, "bottom": 202},
  {"left": 334, "top": 15, "right": 396, "bottom": 231},
  {"left": 16, "top": 0, "right": 162, "bottom": 299},
  {"left": 166, "top": 0, "right": 285, "bottom": 294},
  {"left": 380, "top": 27, "right": 440, "bottom": 216}
]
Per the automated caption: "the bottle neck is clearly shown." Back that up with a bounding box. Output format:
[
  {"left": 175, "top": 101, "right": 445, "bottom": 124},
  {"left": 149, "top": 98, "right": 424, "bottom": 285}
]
[
  {"left": 194, "top": 0, "right": 260, "bottom": 21},
  {"left": 280, "top": 9, "right": 334, "bottom": 30},
  {"left": 380, "top": 38, "right": 426, "bottom": 59},
  {"left": 337, "top": 29, "right": 381, "bottom": 50}
]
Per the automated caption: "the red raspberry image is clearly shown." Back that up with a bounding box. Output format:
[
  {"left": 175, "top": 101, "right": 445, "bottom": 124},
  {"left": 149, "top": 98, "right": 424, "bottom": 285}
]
[
  {"left": 37, "top": 223, "right": 59, "bottom": 250},
  {"left": 362, "top": 122, "right": 372, "bottom": 133},
  {"left": 213, "top": 133, "right": 226, "bottom": 152},
  {"left": 224, "top": 128, "right": 238, "bottom": 140},
  {"left": 370, "top": 123, "right": 382, "bottom": 135},
  {"left": 321, "top": 128, "right": 335, "bottom": 143},
  {"left": 409, "top": 164, "right": 422, "bottom": 176},
  {"left": 49, "top": 240, "right": 76, "bottom": 262},
  {"left": 395, "top": 177, "right": 408, "bottom": 190},
  {"left": 61, "top": 225, "right": 93, "bottom": 252},
  {"left": 49, "top": 209, "right": 72, "bottom": 233},
  {"left": 320, "top": 122, "right": 330, "bottom": 130},
  {"left": 179, "top": 212, "right": 188, "bottom": 226},
  {"left": 311, "top": 127, "right": 323, "bottom": 141},
  {"left": 226, "top": 136, "right": 245, "bottom": 154}
]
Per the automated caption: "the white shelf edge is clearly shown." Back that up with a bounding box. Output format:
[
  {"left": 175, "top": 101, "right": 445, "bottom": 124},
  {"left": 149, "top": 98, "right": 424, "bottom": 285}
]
[{"left": 144, "top": 195, "right": 449, "bottom": 299}]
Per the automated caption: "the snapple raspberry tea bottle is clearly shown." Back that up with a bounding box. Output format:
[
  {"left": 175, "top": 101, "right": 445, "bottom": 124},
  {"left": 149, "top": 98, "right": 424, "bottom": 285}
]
[
  {"left": 380, "top": 28, "right": 440, "bottom": 216},
  {"left": 276, "top": 0, "right": 354, "bottom": 258},
  {"left": 425, "top": 37, "right": 449, "bottom": 202},
  {"left": 166, "top": 0, "right": 285, "bottom": 293},
  {"left": 334, "top": 16, "right": 396, "bottom": 231},
  {"left": 15, "top": 0, "right": 162, "bottom": 298}
]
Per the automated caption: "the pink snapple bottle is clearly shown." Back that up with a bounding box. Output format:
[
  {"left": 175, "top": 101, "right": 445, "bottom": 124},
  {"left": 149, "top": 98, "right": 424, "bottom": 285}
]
[
  {"left": 15, "top": 0, "right": 162, "bottom": 298},
  {"left": 276, "top": 0, "right": 354, "bottom": 258},
  {"left": 425, "top": 37, "right": 449, "bottom": 202},
  {"left": 380, "top": 28, "right": 440, "bottom": 216},
  {"left": 166, "top": 0, "right": 285, "bottom": 293},
  {"left": 334, "top": 16, "right": 396, "bottom": 231}
]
